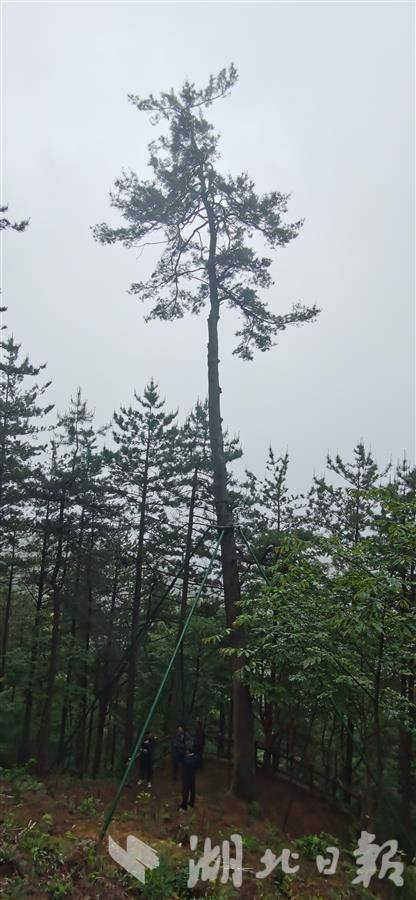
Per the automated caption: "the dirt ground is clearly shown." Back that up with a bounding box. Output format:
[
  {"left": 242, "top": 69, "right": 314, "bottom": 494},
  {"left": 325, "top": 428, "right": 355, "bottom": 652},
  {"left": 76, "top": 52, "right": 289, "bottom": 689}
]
[{"left": 0, "top": 757, "right": 398, "bottom": 898}]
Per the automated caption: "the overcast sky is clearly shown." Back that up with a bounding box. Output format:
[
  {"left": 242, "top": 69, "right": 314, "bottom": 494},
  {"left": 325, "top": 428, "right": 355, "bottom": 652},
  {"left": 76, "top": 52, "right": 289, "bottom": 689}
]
[{"left": 3, "top": 0, "right": 415, "bottom": 491}]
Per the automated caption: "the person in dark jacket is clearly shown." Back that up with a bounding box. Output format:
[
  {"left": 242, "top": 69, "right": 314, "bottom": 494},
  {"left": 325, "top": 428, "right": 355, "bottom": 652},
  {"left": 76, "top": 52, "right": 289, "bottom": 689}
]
[
  {"left": 179, "top": 750, "right": 198, "bottom": 810},
  {"left": 138, "top": 731, "right": 155, "bottom": 787},
  {"left": 193, "top": 720, "right": 206, "bottom": 769},
  {"left": 171, "top": 725, "right": 186, "bottom": 782}
]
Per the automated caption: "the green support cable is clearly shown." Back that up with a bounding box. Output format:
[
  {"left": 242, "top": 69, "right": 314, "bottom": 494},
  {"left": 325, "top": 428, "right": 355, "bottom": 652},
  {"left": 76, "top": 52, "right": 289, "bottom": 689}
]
[
  {"left": 238, "top": 527, "right": 271, "bottom": 586},
  {"left": 97, "top": 528, "right": 225, "bottom": 847}
]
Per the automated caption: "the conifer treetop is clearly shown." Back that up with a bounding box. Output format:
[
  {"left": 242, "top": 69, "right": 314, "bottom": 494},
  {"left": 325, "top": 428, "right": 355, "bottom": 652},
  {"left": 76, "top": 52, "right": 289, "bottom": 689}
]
[{"left": 93, "top": 65, "right": 319, "bottom": 360}]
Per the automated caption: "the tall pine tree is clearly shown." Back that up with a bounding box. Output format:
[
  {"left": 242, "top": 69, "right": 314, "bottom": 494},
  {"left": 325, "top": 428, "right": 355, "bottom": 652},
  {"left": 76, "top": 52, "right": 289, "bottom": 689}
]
[{"left": 93, "top": 65, "right": 318, "bottom": 798}]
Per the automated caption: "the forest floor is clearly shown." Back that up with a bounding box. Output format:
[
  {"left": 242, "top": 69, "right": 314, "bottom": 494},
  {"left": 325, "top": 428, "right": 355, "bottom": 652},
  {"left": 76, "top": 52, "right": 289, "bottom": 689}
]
[{"left": 0, "top": 758, "right": 410, "bottom": 898}]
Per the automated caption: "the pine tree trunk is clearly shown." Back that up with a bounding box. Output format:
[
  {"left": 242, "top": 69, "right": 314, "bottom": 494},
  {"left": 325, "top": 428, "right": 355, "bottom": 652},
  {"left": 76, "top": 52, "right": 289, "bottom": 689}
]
[
  {"left": 110, "top": 716, "right": 117, "bottom": 773},
  {"left": 262, "top": 701, "right": 274, "bottom": 773},
  {"left": 217, "top": 703, "right": 225, "bottom": 757},
  {"left": 37, "top": 493, "right": 66, "bottom": 773},
  {"left": 57, "top": 615, "right": 76, "bottom": 765},
  {"left": 344, "top": 478, "right": 363, "bottom": 804},
  {"left": 0, "top": 530, "right": 16, "bottom": 686},
  {"left": 85, "top": 685, "right": 96, "bottom": 775},
  {"left": 169, "top": 467, "right": 198, "bottom": 733},
  {"left": 74, "top": 516, "right": 95, "bottom": 775},
  {"left": 343, "top": 717, "right": 354, "bottom": 805},
  {"left": 188, "top": 647, "right": 201, "bottom": 717},
  {"left": 204, "top": 206, "right": 255, "bottom": 801},
  {"left": 0, "top": 372, "right": 10, "bottom": 517},
  {"left": 124, "top": 436, "right": 150, "bottom": 760},
  {"left": 92, "top": 562, "right": 119, "bottom": 777},
  {"left": 226, "top": 696, "right": 233, "bottom": 761},
  {"left": 59, "top": 505, "right": 86, "bottom": 764},
  {"left": 399, "top": 672, "right": 415, "bottom": 842},
  {"left": 20, "top": 504, "right": 50, "bottom": 762},
  {"left": 373, "top": 628, "right": 385, "bottom": 800}
]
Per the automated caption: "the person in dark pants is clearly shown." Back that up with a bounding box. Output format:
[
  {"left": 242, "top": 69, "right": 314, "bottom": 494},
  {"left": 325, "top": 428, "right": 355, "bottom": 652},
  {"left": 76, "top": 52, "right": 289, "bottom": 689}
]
[
  {"left": 193, "top": 720, "right": 206, "bottom": 769},
  {"left": 171, "top": 725, "right": 186, "bottom": 782},
  {"left": 179, "top": 751, "right": 198, "bottom": 811},
  {"left": 138, "top": 731, "right": 155, "bottom": 787}
]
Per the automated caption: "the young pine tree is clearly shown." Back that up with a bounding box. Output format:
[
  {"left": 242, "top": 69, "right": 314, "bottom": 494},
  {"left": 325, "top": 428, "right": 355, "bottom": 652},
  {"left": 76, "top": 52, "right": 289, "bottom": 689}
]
[
  {"left": 107, "top": 379, "right": 179, "bottom": 761},
  {"left": 0, "top": 333, "right": 52, "bottom": 688}
]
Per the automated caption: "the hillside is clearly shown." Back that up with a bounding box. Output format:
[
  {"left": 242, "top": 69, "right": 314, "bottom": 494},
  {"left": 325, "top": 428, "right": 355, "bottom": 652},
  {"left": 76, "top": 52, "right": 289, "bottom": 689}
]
[{"left": 2, "top": 758, "right": 413, "bottom": 898}]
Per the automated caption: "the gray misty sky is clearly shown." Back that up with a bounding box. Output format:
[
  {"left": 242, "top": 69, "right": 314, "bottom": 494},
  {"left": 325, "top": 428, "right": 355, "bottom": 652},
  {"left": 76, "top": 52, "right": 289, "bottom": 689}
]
[{"left": 2, "top": 0, "right": 415, "bottom": 491}]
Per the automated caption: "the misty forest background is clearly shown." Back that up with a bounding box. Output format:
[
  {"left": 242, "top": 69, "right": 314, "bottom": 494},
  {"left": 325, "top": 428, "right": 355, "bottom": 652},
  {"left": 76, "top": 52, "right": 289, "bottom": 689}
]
[{"left": 0, "top": 65, "right": 415, "bottom": 859}]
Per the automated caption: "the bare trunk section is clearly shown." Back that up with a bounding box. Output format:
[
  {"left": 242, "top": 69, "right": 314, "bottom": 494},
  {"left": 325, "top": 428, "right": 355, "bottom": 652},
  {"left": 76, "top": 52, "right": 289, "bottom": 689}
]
[
  {"left": 37, "top": 492, "right": 66, "bottom": 773},
  {"left": 0, "top": 530, "right": 16, "bottom": 686},
  {"left": 399, "top": 671, "right": 415, "bottom": 844},
  {"left": 57, "top": 615, "right": 76, "bottom": 764},
  {"left": 343, "top": 477, "right": 363, "bottom": 804},
  {"left": 124, "top": 432, "right": 151, "bottom": 760},
  {"left": 260, "top": 664, "right": 277, "bottom": 773},
  {"left": 92, "top": 561, "right": 119, "bottom": 777},
  {"left": 0, "top": 372, "right": 10, "bottom": 518},
  {"left": 168, "top": 466, "right": 198, "bottom": 733},
  {"left": 74, "top": 515, "right": 95, "bottom": 775},
  {"left": 20, "top": 504, "right": 50, "bottom": 762},
  {"left": 373, "top": 627, "right": 385, "bottom": 801},
  {"left": 58, "top": 505, "right": 86, "bottom": 764},
  {"left": 343, "top": 717, "right": 354, "bottom": 805},
  {"left": 204, "top": 195, "right": 255, "bottom": 801}
]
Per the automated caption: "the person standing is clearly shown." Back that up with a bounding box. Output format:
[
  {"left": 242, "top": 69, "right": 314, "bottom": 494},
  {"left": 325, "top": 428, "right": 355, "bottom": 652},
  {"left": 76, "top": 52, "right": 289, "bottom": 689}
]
[
  {"left": 193, "top": 720, "right": 206, "bottom": 769},
  {"left": 171, "top": 725, "right": 186, "bottom": 782},
  {"left": 138, "top": 731, "right": 155, "bottom": 787},
  {"left": 179, "top": 750, "right": 198, "bottom": 811}
]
